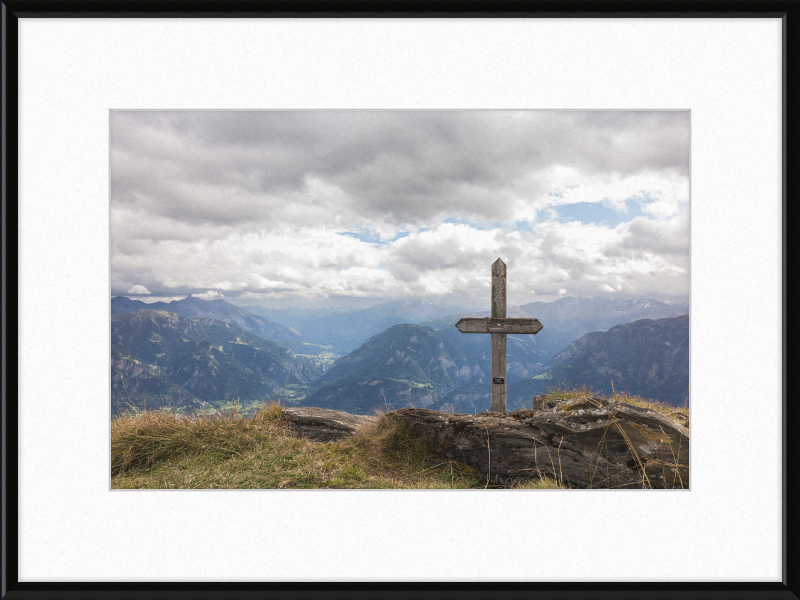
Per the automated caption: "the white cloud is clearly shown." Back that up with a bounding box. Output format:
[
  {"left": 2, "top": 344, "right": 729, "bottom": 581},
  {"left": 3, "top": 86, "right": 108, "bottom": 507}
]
[
  {"left": 111, "top": 208, "right": 689, "bottom": 305},
  {"left": 110, "top": 110, "right": 690, "bottom": 306},
  {"left": 127, "top": 284, "right": 151, "bottom": 295},
  {"left": 213, "top": 280, "right": 248, "bottom": 291},
  {"left": 192, "top": 290, "right": 225, "bottom": 300},
  {"left": 136, "top": 296, "right": 186, "bottom": 304},
  {"left": 533, "top": 167, "right": 689, "bottom": 216}
]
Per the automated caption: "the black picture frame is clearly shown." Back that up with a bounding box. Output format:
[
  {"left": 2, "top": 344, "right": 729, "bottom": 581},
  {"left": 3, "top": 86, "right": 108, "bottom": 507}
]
[{"left": 1, "top": 2, "right": 796, "bottom": 599}]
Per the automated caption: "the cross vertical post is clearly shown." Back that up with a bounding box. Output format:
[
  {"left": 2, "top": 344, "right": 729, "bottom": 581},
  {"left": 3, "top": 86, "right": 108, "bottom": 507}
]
[
  {"left": 455, "top": 259, "right": 544, "bottom": 413},
  {"left": 490, "top": 258, "right": 507, "bottom": 412}
]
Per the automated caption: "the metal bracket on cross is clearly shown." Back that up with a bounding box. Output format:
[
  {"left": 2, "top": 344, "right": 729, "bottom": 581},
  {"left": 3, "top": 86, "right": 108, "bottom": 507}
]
[{"left": 455, "top": 258, "right": 543, "bottom": 413}]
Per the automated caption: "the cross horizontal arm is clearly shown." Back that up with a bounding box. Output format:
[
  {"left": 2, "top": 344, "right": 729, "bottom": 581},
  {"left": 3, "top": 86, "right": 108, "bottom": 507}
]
[{"left": 455, "top": 317, "right": 544, "bottom": 334}]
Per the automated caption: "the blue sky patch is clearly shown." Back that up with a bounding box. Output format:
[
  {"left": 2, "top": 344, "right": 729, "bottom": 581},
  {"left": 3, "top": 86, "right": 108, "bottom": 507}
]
[
  {"left": 337, "top": 227, "right": 411, "bottom": 245},
  {"left": 442, "top": 216, "right": 503, "bottom": 231},
  {"left": 554, "top": 197, "right": 652, "bottom": 227}
]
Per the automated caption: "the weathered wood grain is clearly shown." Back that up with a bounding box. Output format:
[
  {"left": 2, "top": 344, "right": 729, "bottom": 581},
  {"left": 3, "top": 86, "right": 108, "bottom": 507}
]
[
  {"left": 491, "top": 332, "right": 506, "bottom": 412},
  {"left": 454, "top": 318, "right": 544, "bottom": 334},
  {"left": 491, "top": 258, "right": 506, "bottom": 320}
]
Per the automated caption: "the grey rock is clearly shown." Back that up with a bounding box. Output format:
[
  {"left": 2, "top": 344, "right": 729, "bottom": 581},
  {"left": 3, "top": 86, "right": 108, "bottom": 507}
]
[
  {"left": 391, "top": 396, "right": 689, "bottom": 489},
  {"left": 283, "top": 406, "right": 377, "bottom": 442}
]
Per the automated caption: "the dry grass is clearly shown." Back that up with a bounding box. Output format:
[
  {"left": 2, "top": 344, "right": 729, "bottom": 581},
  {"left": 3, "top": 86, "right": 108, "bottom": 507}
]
[
  {"left": 604, "top": 390, "right": 689, "bottom": 420},
  {"left": 543, "top": 382, "right": 689, "bottom": 422},
  {"left": 111, "top": 401, "right": 285, "bottom": 477},
  {"left": 541, "top": 382, "right": 595, "bottom": 402},
  {"left": 511, "top": 476, "right": 568, "bottom": 489}
]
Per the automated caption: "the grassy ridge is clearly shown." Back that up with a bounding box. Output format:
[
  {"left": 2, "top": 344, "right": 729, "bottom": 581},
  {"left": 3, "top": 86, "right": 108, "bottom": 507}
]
[
  {"left": 111, "top": 402, "right": 563, "bottom": 489},
  {"left": 111, "top": 386, "right": 687, "bottom": 490}
]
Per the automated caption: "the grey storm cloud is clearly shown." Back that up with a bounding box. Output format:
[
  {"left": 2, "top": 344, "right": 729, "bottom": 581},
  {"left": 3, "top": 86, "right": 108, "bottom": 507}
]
[
  {"left": 389, "top": 234, "right": 489, "bottom": 272},
  {"left": 111, "top": 110, "right": 689, "bottom": 230}
]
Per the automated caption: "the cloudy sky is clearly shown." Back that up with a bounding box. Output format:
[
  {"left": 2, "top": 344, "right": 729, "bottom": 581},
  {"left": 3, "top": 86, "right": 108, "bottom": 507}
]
[{"left": 110, "top": 110, "right": 690, "bottom": 310}]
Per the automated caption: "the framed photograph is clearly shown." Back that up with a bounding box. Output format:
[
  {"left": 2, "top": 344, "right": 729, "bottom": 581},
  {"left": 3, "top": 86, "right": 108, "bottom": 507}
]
[{"left": 3, "top": 2, "right": 796, "bottom": 598}]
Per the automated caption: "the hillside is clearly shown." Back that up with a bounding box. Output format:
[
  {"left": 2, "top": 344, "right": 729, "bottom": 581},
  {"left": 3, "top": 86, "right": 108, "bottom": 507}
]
[
  {"left": 111, "top": 351, "right": 200, "bottom": 412},
  {"left": 111, "top": 309, "right": 327, "bottom": 415},
  {"left": 541, "top": 314, "right": 689, "bottom": 406},
  {"left": 301, "top": 324, "right": 479, "bottom": 413},
  {"left": 433, "top": 327, "right": 551, "bottom": 386},
  {"left": 300, "top": 322, "right": 555, "bottom": 415}
]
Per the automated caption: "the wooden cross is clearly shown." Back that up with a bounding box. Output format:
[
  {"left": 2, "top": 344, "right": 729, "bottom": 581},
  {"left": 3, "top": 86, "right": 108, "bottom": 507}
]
[{"left": 455, "top": 258, "right": 543, "bottom": 413}]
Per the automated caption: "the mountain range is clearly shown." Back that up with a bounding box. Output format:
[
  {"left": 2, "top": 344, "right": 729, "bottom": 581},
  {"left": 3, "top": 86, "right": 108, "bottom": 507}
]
[{"left": 110, "top": 295, "right": 689, "bottom": 415}]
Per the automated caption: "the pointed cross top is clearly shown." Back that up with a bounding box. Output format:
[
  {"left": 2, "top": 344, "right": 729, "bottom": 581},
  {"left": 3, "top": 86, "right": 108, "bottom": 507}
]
[{"left": 491, "top": 258, "right": 506, "bottom": 320}]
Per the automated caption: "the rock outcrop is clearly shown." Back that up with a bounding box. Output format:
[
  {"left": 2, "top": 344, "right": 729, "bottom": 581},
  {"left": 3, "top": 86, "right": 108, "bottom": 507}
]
[
  {"left": 391, "top": 396, "right": 689, "bottom": 489},
  {"left": 282, "top": 407, "right": 377, "bottom": 442}
]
